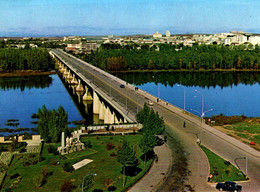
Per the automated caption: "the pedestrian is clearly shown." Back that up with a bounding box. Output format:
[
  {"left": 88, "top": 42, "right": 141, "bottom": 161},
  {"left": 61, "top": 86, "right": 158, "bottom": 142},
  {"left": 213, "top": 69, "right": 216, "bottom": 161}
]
[
  {"left": 164, "top": 135, "right": 167, "bottom": 142},
  {"left": 183, "top": 121, "right": 186, "bottom": 127},
  {"left": 155, "top": 154, "right": 158, "bottom": 163}
]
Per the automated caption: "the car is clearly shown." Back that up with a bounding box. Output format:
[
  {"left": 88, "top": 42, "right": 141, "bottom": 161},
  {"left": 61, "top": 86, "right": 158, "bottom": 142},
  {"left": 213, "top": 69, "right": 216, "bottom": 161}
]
[
  {"left": 148, "top": 100, "right": 154, "bottom": 106},
  {"left": 120, "top": 84, "right": 125, "bottom": 88},
  {"left": 216, "top": 181, "right": 242, "bottom": 192}
]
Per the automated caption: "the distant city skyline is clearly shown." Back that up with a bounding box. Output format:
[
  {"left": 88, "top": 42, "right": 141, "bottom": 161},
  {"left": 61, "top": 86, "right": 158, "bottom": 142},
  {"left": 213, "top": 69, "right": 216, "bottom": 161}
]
[{"left": 0, "top": 0, "right": 259, "bottom": 37}]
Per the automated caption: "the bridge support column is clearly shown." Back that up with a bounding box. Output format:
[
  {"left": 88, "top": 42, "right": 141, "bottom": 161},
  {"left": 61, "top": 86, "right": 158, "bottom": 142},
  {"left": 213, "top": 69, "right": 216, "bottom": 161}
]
[
  {"left": 60, "top": 65, "right": 65, "bottom": 73},
  {"left": 104, "top": 107, "right": 109, "bottom": 124},
  {"left": 99, "top": 102, "right": 105, "bottom": 120},
  {"left": 66, "top": 70, "right": 73, "bottom": 82},
  {"left": 64, "top": 67, "right": 69, "bottom": 75},
  {"left": 114, "top": 114, "right": 119, "bottom": 124},
  {"left": 93, "top": 92, "right": 100, "bottom": 114},
  {"left": 83, "top": 86, "right": 93, "bottom": 101},
  {"left": 71, "top": 74, "right": 78, "bottom": 85},
  {"left": 76, "top": 79, "right": 84, "bottom": 92}
]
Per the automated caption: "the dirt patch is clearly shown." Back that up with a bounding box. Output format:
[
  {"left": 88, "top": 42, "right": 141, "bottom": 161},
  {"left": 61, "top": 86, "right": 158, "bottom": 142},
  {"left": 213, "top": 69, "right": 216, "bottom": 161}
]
[{"left": 213, "top": 126, "right": 260, "bottom": 151}]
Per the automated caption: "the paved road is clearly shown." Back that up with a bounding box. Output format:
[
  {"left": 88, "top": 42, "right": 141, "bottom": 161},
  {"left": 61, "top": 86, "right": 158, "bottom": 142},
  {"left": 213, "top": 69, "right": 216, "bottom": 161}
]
[{"left": 52, "top": 49, "right": 260, "bottom": 192}]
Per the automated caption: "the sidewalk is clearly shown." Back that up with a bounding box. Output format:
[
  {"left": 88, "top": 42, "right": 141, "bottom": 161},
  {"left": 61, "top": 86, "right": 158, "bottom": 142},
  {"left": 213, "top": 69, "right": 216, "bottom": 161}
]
[{"left": 128, "top": 142, "right": 172, "bottom": 192}]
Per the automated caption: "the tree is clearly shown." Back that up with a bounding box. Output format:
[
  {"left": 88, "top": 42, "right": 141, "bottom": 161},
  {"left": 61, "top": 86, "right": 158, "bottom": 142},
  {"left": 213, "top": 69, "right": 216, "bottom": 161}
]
[
  {"left": 139, "top": 131, "right": 157, "bottom": 155},
  {"left": 116, "top": 139, "right": 138, "bottom": 187},
  {"left": 37, "top": 105, "right": 68, "bottom": 143},
  {"left": 116, "top": 139, "right": 138, "bottom": 168}
]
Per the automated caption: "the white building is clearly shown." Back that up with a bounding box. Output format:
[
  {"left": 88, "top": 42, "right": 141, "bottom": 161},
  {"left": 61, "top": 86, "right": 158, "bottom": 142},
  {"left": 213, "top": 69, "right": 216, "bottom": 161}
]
[
  {"left": 165, "top": 30, "right": 171, "bottom": 37},
  {"left": 249, "top": 36, "right": 260, "bottom": 45},
  {"left": 153, "top": 31, "right": 162, "bottom": 38}
]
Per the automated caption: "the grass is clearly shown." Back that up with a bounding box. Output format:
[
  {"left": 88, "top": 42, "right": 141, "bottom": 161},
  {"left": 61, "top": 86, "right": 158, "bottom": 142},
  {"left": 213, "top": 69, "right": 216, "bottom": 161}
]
[
  {"left": 1, "top": 134, "right": 152, "bottom": 192},
  {"left": 200, "top": 145, "right": 247, "bottom": 183}
]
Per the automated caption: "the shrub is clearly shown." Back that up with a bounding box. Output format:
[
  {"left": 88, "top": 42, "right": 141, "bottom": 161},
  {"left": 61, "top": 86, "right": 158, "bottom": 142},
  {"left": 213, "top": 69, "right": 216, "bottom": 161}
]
[
  {"left": 47, "top": 145, "right": 57, "bottom": 153},
  {"left": 106, "top": 142, "right": 114, "bottom": 150},
  {"left": 63, "top": 162, "right": 74, "bottom": 173},
  {"left": 104, "top": 178, "right": 113, "bottom": 188},
  {"left": 61, "top": 180, "right": 75, "bottom": 192},
  {"left": 49, "top": 158, "right": 58, "bottom": 165},
  {"left": 84, "top": 140, "right": 92, "bottom": 148}
]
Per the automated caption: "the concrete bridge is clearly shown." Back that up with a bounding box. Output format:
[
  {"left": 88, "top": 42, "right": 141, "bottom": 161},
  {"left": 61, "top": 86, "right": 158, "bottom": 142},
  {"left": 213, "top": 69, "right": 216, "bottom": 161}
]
[
  {"left": 50, "top": 49, "right": 260, "bottom": 191},
  {"left": 50, "top": 49, "right": 136, "bottom": 125}
]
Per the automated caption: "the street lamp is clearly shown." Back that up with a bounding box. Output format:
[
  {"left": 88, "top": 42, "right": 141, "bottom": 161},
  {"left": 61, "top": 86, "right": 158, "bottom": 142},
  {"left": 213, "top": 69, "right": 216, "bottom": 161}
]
[
  {"left": 191, "top": 108, "right": 213, "bottom": 123},
  {"left": 177, "top": 84, "right": 186, "bottom": 111},
  {"left": 82, "top": 173, "right": 97, "bottom": 192},
  {"left": 152, "top": 75, "right": 160, "bottom": 101},
  {"left": 195, "top": 89, "right": 204, "bottom": 116}
]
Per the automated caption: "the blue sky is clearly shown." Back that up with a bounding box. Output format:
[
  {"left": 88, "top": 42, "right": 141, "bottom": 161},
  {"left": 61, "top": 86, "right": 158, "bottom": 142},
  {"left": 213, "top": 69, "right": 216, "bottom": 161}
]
[{"left": 0, "top": 0, "right": 259, "bottom": 37}]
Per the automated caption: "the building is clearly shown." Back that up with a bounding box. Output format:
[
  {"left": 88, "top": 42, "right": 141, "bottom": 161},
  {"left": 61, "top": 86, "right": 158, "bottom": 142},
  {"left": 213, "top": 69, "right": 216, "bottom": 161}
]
[
  {"left": 165, "top": 30, "right": 171, "bottom": 37},
  {"left": 153, "top": 31, "right": 162, "bottom": 38}
]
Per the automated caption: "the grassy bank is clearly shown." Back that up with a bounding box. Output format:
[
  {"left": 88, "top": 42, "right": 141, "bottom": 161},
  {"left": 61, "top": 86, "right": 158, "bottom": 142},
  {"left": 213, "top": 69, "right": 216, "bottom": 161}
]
[
  {"left": 200, "top": 145, "right": 247, "bottom": 182},
  {"left": 1, "top": 134, "right": 152, "bottom": 192},
  {"left": 207, "top": 115, "right": 260, "bottom": 151}
]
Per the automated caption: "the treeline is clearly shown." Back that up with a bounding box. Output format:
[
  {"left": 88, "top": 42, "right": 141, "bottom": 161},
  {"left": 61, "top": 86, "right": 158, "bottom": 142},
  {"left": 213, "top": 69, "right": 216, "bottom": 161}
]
[
  {"left": 0, "top": 48, "right": 54, "bottom": 72},
  {"left": 116, "top": 71, "right": 260, "bottom": 89},
  {"left": 77, "top": 43, "right": 260, "bottom": 71},
  {"left": 0, "top": 75, "right": 52, "bottom": 91}
]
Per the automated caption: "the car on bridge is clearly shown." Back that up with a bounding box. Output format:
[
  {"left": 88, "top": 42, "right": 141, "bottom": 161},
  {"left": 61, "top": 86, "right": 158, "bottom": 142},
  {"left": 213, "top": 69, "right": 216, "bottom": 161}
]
[
  {"left": 216, "top": 181, "right": 242, "bottom": 192},
  {"left": 120, "top": 84, "right": 125, "bottom": 88}
]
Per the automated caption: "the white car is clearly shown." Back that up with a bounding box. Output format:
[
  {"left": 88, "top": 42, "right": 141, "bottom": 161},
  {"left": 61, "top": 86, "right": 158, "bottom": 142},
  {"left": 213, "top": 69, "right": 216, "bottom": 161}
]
[{"left": 148, "top": 100, "right": 154, "bottom": 106}]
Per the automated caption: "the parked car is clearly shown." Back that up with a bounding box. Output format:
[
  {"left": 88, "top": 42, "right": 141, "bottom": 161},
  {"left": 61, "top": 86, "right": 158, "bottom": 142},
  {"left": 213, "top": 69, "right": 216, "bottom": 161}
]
[
  {"left": 148, "top": 100, "right": 154, "bottom": 106},
  {"left": 216, "top": 181, "right": 242, "bottom": 192},
  {"left": 120, "top": 84, "right": 125, "bottom": 88}
]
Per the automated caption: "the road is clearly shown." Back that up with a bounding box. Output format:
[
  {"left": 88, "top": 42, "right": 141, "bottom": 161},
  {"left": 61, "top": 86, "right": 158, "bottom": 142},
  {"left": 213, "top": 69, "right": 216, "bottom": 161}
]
[{"left": 52, "top": 49, "right": 260, "bottom": 192}]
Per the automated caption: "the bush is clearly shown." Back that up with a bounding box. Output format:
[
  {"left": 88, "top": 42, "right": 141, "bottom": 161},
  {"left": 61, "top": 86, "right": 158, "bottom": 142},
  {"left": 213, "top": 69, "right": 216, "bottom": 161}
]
[
  {"left": 61, "top": 180, "right": 75, "bottom": 192},
  {"left": 47, "top": 145, "right": 57, "bottom": 153},
  {"left": 106, "top": 142, "right": 114, "bottom": 150},
  {"left": 49, "top": 158, "right": 58, "bottom": 165},
  {"left": 84, "top": 140, "right": 92, "bottom": 148},
  {"left": 63, "top": 162, "right": 74, "bottom": 173}
]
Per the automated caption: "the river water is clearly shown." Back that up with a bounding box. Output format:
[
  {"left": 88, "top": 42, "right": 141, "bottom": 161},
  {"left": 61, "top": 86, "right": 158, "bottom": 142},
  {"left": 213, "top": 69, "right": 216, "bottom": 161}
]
[
  {"left": 0, "top": 75, "right": 83, "bottom": 136},
  {"left": 117, "top": 71, "right": 260, "bottom": 117}
]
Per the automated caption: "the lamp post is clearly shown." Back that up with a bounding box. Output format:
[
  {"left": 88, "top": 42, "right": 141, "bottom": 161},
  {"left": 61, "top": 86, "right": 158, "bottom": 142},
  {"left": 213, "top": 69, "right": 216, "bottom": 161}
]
[
  {"left": 152, "top": 75, "right": 160, "bottom": 101},
  {"left": 191, "top": 108, "right": 213, "bottom": 123},
  {"left": 177, "top": 84, "right": 186, "bottom": 111},
  {"left": 82, "top": 173, "right": 97, "bottom": 192},
  {"left": 195, "top": 89, "right": 204, "bottom": 116}
]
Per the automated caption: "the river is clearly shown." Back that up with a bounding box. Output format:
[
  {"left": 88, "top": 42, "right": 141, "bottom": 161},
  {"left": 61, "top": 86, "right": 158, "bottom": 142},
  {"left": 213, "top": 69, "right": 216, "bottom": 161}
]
[
  {"left": 0, "top": 75, "right": 83, "bottom": 136},
  {"left": 116, "top": 71, "right": 260, "bottom": 117}
]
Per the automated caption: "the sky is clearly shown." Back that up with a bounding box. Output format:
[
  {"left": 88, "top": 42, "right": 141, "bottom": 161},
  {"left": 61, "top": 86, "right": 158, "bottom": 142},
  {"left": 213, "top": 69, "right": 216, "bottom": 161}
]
[{"left": 0, "top": 0, "right": 259, "bottom": 37}]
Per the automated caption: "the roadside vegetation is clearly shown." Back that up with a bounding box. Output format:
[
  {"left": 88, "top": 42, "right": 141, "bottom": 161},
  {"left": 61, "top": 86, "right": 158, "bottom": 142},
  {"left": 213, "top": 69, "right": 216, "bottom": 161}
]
[
  {"left": 200, "top": 145, "right": 247, "bottom": 182},
  {"left": 76, "top": 44, "right": 260, "bottom": 71},
  {"left": 206, "top": 115, "right": 260, "bottom": 151}
]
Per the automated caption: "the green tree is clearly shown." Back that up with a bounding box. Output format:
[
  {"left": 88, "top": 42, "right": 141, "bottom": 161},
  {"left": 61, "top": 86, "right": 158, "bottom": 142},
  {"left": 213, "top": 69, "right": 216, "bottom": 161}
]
[
  {"left": 139, "top": 131, "right": 157, "bottom": 155},
  {"left": 117, "top": 139, "right": 138, "bottom": 168}
]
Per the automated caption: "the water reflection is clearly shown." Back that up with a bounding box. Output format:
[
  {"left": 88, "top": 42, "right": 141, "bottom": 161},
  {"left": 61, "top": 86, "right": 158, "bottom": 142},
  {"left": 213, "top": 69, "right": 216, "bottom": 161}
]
[
  {"left": 0, "top": 75, "right": 53, "bottom": 91},
  {"left": 0, "top": 75, "right": 83, "bottom": 136},
  {"left": 117, "top": 71, "right": 260, "bottom": 117}
]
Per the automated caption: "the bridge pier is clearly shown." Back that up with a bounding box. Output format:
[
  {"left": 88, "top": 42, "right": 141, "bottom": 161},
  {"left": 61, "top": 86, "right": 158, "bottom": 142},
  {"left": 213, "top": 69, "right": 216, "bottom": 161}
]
[
  {"left": 76, "top": 79, "right": 84, "bottom": 92},
  {"left": 83, "top": 86, "right": 93, "bottom": 101},
  {"left": 71, "top": 74, "right": 78, "bottom": 85},
  {"left": 99, "top": 102, "right": 105, "bottom": 120},
  {"left": 93, "top": 92, "right": 101, "bottom": 114}
]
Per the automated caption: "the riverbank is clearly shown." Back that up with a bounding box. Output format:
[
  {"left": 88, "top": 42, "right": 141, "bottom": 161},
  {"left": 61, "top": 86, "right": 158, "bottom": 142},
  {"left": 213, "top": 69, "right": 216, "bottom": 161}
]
[
  {"left": 0, "top": 70, "right": 58, "bottom": 77},
  {"left": 110, "top": 68, "right": 260, "bottom": 73},
  {"left": 206, "top": 115, "right": 260, "bottom": 151}
]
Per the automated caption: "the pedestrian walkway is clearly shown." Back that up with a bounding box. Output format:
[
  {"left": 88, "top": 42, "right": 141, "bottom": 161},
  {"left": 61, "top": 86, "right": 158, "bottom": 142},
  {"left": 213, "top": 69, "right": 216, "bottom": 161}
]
[{"left": 128, "top": 141, "right": 172, "bottom": 192}]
